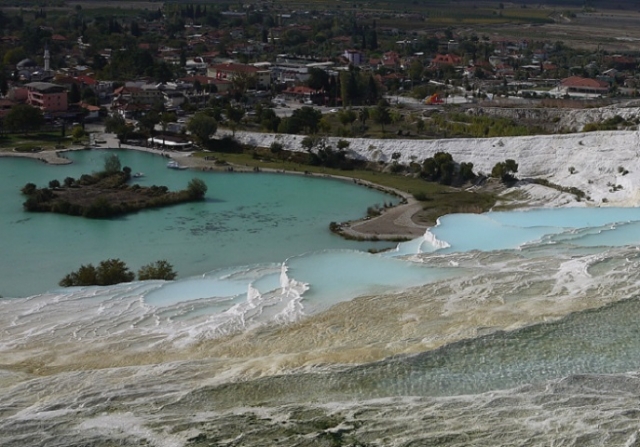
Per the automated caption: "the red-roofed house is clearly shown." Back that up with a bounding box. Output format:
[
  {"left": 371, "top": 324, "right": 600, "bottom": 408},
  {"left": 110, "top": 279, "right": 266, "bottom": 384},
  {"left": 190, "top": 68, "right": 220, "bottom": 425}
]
[
  {"left": 560, "top": 76, "right": 609, "bottom": 94},
  {"left": 75, "top": 75, "right": 98, "bottom": 86},
  {"left": 179, "top": 75, "right": 232, "bottom": 94},
  {"left": 383, "top": 51, "right": 401, "bottom": 69},
  {"left": 282, "top": 85, "right": 319, "bottom": 103},
  {"left": 207, "top": 62, "right": 271, "bottom": 89},
  {"left": 51, "top": 34, "right": 67, "bottom": 42},
  {"left": 429, "top": 54, "right": 463, "bottom": 69},
  {"left": 79, "top": 102, "right": 101, "bottom": 120}
]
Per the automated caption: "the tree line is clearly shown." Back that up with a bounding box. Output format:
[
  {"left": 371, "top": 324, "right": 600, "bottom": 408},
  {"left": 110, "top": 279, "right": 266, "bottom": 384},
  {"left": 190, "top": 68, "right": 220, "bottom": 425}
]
[{"left": 59, "top": 259, "right": 177, "bottom": 287}]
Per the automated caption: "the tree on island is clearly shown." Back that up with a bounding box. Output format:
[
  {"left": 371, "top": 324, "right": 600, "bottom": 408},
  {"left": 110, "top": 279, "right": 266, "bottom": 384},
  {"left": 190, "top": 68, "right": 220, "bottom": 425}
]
[
  {"left": 187, "top": 178, "right": 208, "bottom": 199},
  {"left": 103, "top": 153, "right": 122, "bottom": 173},
  {"left": 21, "top": 159, "right": 208, "bottom": 218}
]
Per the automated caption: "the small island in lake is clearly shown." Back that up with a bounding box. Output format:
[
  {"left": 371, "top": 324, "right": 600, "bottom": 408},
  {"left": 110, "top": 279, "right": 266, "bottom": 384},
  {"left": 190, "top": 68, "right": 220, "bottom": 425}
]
[{"left": 20, "top": 154, "right": 207, "bottom": 218}]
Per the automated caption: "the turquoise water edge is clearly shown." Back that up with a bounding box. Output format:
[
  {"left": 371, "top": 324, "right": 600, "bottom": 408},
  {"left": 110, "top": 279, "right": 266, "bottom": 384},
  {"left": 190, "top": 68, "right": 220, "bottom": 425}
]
[
  {"left": 0, "top": 149, "right": 397, "bottom": 298},
  {"left": 4, "top": 148, "right": 640, "bottom": 445}
]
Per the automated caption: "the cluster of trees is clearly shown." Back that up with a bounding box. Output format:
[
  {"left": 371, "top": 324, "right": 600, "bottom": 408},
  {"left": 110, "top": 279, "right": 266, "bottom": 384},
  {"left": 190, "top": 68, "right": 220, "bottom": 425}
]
[
  {"left": 339, "top": 69, "right": 381, "bottom": 107},
  {"left": 430, "top": 112, "right": 546, "bottom": 138},
  {"left": 187, "top": 111, "right": 218, "bottom": 146},
  {"left": 583, "top": 115, "right": 635, "bottom": 132},
  {"left": 100, "top": 47, "right": 176, "bottom": 82},
  {"left": 59, "top": 259, "right": 177, "bottom": 287},
  {"left": 277, "top": 106, "right": 323, "bottom": 134},
  {"left": 22, "top": 155, "right": 208, "bottom": 218},
  {"left": 491, "top": 159, "right": 519, "bottom": 183},
  {"left": 299, "top": 136, "right": 359, "bottom": 170},
  {"left": 421, "top": 152, "right": 476, "bottom": 186},
  {"left": 3, "top": 104, "right": 44, "bottom": 134}
]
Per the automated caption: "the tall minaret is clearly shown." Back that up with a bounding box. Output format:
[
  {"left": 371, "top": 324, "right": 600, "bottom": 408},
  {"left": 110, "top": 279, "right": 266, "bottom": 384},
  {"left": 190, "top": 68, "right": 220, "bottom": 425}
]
[{"left": 44, "top": 43, "right": 50, "bottom": 72}]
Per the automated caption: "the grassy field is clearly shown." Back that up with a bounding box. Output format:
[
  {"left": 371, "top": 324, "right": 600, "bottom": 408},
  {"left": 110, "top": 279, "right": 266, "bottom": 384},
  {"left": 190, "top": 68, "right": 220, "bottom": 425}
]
[{"left": 0, "top": 132, "right": 70, "bottom": 152}]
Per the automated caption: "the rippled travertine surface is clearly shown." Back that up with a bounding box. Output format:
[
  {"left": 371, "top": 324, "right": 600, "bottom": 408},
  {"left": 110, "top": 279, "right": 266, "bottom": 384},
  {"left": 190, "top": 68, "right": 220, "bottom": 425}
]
[{"left": 3, "top": 240, "right": 640, "bottom": 446}]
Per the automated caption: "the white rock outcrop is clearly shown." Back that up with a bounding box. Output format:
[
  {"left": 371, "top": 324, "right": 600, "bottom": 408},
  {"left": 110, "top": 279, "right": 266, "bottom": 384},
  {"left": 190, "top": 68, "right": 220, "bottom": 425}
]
[{"left": 226, "top": 128, "right": 640, "bottom": 207}]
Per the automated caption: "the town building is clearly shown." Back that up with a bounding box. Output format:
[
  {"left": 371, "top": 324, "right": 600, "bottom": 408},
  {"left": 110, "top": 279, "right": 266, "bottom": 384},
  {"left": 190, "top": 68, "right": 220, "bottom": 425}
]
[
  {"left": 24, "top": 82, "right": 68, "bottom": 112},
  {"left": 559, "top": 76, "right": 610, "bottom": 95},
  {"left": 207, "top": 62, "right": 271, "bottom": 89},
  {"left": 343, "top": 49, "right": 365, "bottom": 66},
  {"left": 112, "top": 85, "right": 164, "bottom": 106},
  {"left": 429, "top": 54, "right": 463, "bottom": 69}
]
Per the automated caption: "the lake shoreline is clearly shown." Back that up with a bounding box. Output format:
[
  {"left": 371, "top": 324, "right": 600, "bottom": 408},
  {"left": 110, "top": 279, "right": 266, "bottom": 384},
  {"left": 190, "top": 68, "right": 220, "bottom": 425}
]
[{"left": 0, "top": 138, "right": 430, "bottom": 241}]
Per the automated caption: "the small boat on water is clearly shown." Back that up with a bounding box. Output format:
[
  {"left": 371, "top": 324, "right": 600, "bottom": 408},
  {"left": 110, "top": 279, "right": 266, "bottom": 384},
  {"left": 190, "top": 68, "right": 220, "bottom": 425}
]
[
  {"left": 132, "top": 172, "right": 145, "bottom": 178},
  {"left": 167, "top": 160, "right": 187, "bottom": 170}
]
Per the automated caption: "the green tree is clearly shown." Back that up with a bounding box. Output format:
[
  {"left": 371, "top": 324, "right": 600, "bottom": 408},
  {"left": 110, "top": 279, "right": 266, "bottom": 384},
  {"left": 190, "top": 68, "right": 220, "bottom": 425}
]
[
  {"left": 270, "top": 141, "right": 284, "bottom": 159},
  {"left": 105, "top": 115, "right": 127, "bottom": 134},
  {"left": 3, "top": 47, "right": 27, "bottom": 66},
  {"left": 307, "top": 67, "right": 330, "bottom": 91},
  {"left": 408, "top": 59, "right": 424, "bottom": 81},
  {"left": 359, "top": 107, "right": 369, "bottom": 127},
  {"left": 96, "top": 259, "right": 135, "bottom": 285},
  {"left": 422, "top": 152, "right": 456, "bottom": 185},
  {"left": 138, "top": 111, "right": 160, "bottom": 135},
  {"left": 301, "top": 135, "right": 320, "bottom": 152},
  {"left": 5, "top": 104, "right": 44, "bottom": 134},
  {"left": 69, "top": 83, "right": 81, "bottom": 103},
  {"left": 260, "top": 108, "right": 281, "bottom": 132},
  {"left": 459, "top": 162, "right": 476, "bottom": 181},
  {"left": 59, "top": 263, "right": 98, "bottom": 287},
  {"left": 290, "top": 106, "right": 322, "bottom": 134},
  {"left": 491, "top": 159, "right": 519, "bottom": 183},
  {"left": 187, "top": 178, "right": 208, "bottom": 199},
  {"left": 336, "top": 139, "right": 350, "bottom": 150},
  {"left": 371, "top": 100, "right": 391, "bottom": 133},
  {"left": 225, "top": 104, "right": 245, "bottom": 136},
  {"left": 340, "top": 69, "right": 360, "bottom": 106},
  {"left": 71, "top": 126, "right": 86, "bottom": 141},
  {"left": 137, "top": 260, "right": 177, "bottom": 281},
  {"left": 21, "top": 183, "right": 37, "bottom": 195},
  {"left": 103, "top": 154, "right": 121, "bottom": 174},
  {"left": 366, "top": 75, "right": 379, "bottom": 105},
  {"left": 338, "top": 108, "right": 357, "bottom": 130},
  {"left": 187, "top": 112, "right": 218, "bottom": 146}
]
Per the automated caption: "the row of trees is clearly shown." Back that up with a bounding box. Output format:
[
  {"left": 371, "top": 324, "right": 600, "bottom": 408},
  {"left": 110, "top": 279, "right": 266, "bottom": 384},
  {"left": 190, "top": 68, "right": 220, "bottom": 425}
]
[{"left": 59, "top": 259, "right": 177, "bottom": 287}]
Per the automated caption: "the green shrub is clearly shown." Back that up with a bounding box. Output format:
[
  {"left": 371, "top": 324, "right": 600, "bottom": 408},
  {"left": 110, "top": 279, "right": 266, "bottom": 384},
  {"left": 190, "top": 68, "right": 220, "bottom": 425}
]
[
  {"left": 137, "top": 260, "right": 177, "bottom": 281},
  {"left": 187, "top": 178, "right": 208, "bottom": 199}
]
